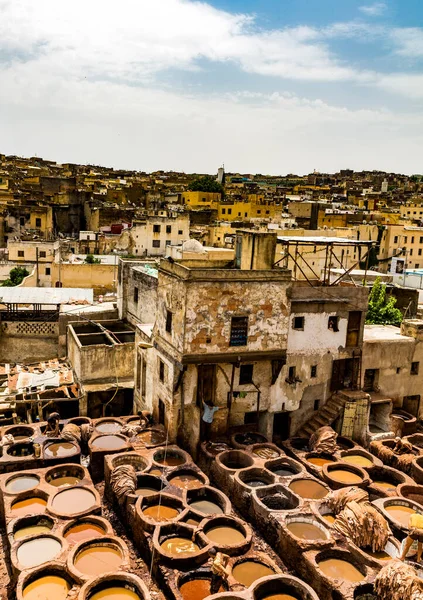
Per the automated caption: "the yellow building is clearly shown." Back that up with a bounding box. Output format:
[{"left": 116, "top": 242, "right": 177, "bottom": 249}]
[
  {"left": 181, "top": 191, "right": 221, "bottom": 209},
  {"left": 378, "top": 225, "right": 423, "bottom": 272}
]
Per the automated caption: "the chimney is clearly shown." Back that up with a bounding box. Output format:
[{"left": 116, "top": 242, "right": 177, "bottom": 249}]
[{"left": 235, "top": 231, "right": 277, "bottom": 270}]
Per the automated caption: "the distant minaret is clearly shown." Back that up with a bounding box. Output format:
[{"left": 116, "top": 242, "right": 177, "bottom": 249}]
[{"left": 217, "top": 164, "right": 225, "bottom": 186}]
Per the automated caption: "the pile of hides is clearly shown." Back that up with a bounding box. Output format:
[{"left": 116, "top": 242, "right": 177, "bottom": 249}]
[
  {"left": 370, "top": 437, "right": 416, "bottom": 475},
  {"left": 121, "top": 424, "right": 144, "bottom": 438},
  {"left": 309, "top": 426, "right": 337, "bottom": 455},
  {"left": 327, "top": 486, "right": 369, "bottom": 514},
  {"left": 0, "top": 434, "right": 14, "bottom": 447},
  {"left": 61, "top": 423, "right": 81, "bottom": 444},
  {"left": 333, "top": 500, "right": 391, "bottom": 552},
  {"left": 80, "top": 424, "right": 93, "bottom": 445},
  {"left": 110, "top": 464, "right": 137, "bottom": 505},
  {"left": 374, "top": 560, "right": 423, "bottom": 600}
]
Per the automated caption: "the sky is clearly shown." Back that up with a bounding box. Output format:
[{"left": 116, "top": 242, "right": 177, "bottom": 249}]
[{"left": 1, "top": 0, "right": 423, "bottom": 175}]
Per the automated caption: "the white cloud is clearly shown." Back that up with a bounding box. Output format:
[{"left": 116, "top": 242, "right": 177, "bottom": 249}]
[
  {"left": 359, "top": 3, "right": 387, "bottom": 17},
  {"left": 390, "top": 27, "right": 423, "bottom": 57}
]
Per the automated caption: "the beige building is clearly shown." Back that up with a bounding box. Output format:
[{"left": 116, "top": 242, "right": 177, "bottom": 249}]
[
  {"left": 130, "top": 212, "right": 190, "bottom": 257},
  {"left": 7, "top": 240, "right": 60, "bottom": 286},
  {"left": 378, "top": 225, "right": 423, "bottom": 272}
]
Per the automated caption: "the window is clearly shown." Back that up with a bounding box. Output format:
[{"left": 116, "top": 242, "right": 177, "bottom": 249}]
[
  {"left": 165, "top": 240, "right": 171, "bottom": 246},
  {"left": 266, "top": 210, "right": 270, "bottom": 214},
  {"left": 159, "top": 359, "right": 165, "bottom": 383},
  {"left": 39, "top": 251, "right": 46, "bottom": 258},
  {"left": 244, "top": 411, "right": 257, "bottom": 425},
  {"left": 288, "top": 366, "right": 296, "bottom": 380},
  {"left": 292, "top": 316, "right": 304, "bottom": 330},
  {"left": 416, "top": 264, "right": 419, "bottom": 268},
  {"left": 412, "top": 237, "right": 415, "bottom": 243},
  {"left": 238, "top": 212, "right": 241, "bottom": 217},
  {"left": 222, "top": 208, "right": 226, "bottom": 214},
  {"left": 45, "top": 267, "right": 50, "bottom": 275},
  {"left": 133, "top": 287, "right": 139, "bottom": 303},
  {"left": 178, "top": 230, "right": 183, "bottom": 235},
  {"left": 419, "top": 249, "right": 422, "bottom": 256},
  {"left": 411, "top": 362, "right": 419, "bottom": 375},
  {"left": 166, "top": 225, "right": 172, "bottom": 234},
  {"left": 239, "top": 365, "right": 253, "bottom": 385},
  {"left": 165, "top": 310, "right": 172, "bottom": 333},
  {"left": 228, "top": 209, "right": 232, "bottom": 215},
  {"left": 18, "top": 251, "right": 24, "bottom": 258},
  {"left": 257, "top": 210, "right": 261, "bottom": 214},
  {"left": 397, "top": 367, "right": 401, "bottom": 374},
  {"left": 394, "top": 236, "right": 398, "bottom": 243},
  {"left": 405, "top": 236, "right": 408, "bottom": 243},
  {"left": 410, "top": 249, "right": 413, "bottom": 256},
  {"left": 346, "top": 311, "right": 361, "bottom": 346},
  {"left": 152, "top": 240, "right": 160, "bottom": 248},
  {"left": 20, "top": 217, "right": 25, "bottom": 226},
  {"left": 35, "top": 218, "right": 42, "bottom": 228},
  {"left": 230, "top": 316, "right": 248, "bottom": 346},
  {"left": 244, "top": 212, "right": 247, "bottom": 217},
  {"left": 314, "top": 399, "right": 320, "bottom": 411},
  {"left": 420, "top": 237, "right": 423, "bottom": 244},
  {"left": 328, "top": 316, "right": 339, "bottom": 332},
  {"left": 311, "top": 365, "right": 317, "bottom": 378},
  {"left": 153, "top": 224, "right": 161, "bottom": 233}
]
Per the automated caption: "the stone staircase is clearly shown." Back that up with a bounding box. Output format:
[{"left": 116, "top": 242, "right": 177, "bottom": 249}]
[{"left": 296, "top": 393, "right": 348, "bottom": 439}]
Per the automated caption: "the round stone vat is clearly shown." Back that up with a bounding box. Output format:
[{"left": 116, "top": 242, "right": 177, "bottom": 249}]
[
  {"left": 340, "top": 449, "right": 378, "bottom": 468},
  {"left": 4, "top": 425, "right": 35, "bottom": 441},
  {"left": 315, "top": 549, "right": 367, "bottom": 583},
  {"left": 305, "top": 453, "right": 337, "bottom": 469},
  {"left": 287, "top": 438, "right": 310, "bottom": 452},
  {"left": 202, "top": 516, "right": 251, "bottom": 554},
  {"left": 232, "top": 559, "right": 276, "bottom": 587},
  {"left": 79, "top": 572, "right": 149, "bottom": 600},
  {"left": 404, "top": 433, "right": 423, "bottom": 450},
  {"left": 314, "top": 502, "right": 336, "bottom": 526},
  {"left": 15, "top": 534, "right": 63, "bottom": 570},
  {"left": 11, "top": 492, "right": 48, "bottom": 517},
  {"left": 202, "top": 441, "right": 232, "bottom": 458},
  {"left": 68, "top": 417, "right": 92, "bottom": 426},
  {"left": 154, "top": 522, "right": 208, "bottom": 568},
  {"left": 137, "top": 493, "right": 184, "bottom": 532},
  {"left": 43, "top": 440, "right": 79, "bottom": 459},
  {"left": 289, "top": 478, "right": 329, "bottom": 500},
  {"left": 337, "top": 437, "right": 356, "bottom": 451},
  {"left": 237, "top": 467, "right": 276, "bottom": 489},
  {"left": 7, "top": 442, "right": 34, "bottom": 458},
  {"left": 412, "top": 456, "right": 423, "bottom": 484},
  {"left": 187, "top": 486, "right": 230, "bottom": 516},
  {"left": 232, "top": 432, "right": 268, "bottom": 449},
  {"left": 252, "top": 574, "right": 321, "bottom": 600},
  {"left": 17, "top": 565, "right": 76, "bottom": 600},
  {"left": 45, "top": 464, "right": 86, "bottom": 488},
  {"left": 367, "top": 465, "right": 409, "bottom": 496},
  {"left": 94, "top": 418, "right": 123, "bottom": 434},
  {"left": 90, "top": 434, "right": 128, "bottom": 451},
  {"left": 354, "top": 584, "right": 376, "bottom": 600},
  {"left": 322, "top": 463, "right": 369, "bottom": 490},
  {"left": 110, "top": 453, "right": 149, "bottom": 472},
  {"left": 217, "top": 450, "right": 255, "bottom": 472},
  {"left": 265, "top": 457, "right": 303, "bottom": 478},
  {"left": 250, "top": 444, "right": 282, "bottom": 461},
  {"left": 5, "top": 473, "right": 40, "bottom": 495},
  {"left": 153, "top": 448, "right": 187, "bottom": 468},
  {"left": 168, "top": 469, "right": 208, "bottom": 490},
  {"left": 178, "top": 569, "right": 228, "bottom": 600},
  {"left": 361, "top": 537, "right": 400, "bottom": 566},
  {"left": 70, "top": 537, "right": 127, "bottom": 579},
  {"left": 63, "top": 516, "right": 112, "bottom": 545},
  {"left": 255, "top": 484, "right": 301, "bottom": 512},
  {"left": 375, "top": 496, "right": 423, "bottom": 531},
  {"left": 398, "top": 484, "right": 423, "bottom": 508},
  {"left": 284, "top": 515, "right": 330, "bottom": 543},
  {"left": 49, "top": 486, "right": 98, "bottom": 518},
  {"left": 135, "top": 428, "right": 167, "bottom": 447},
  {"left": 12, "top": 515, "right": 55, "bottom": 541},
  {"left": 132, "top": 474, "right": 166, "bottom": 498}
]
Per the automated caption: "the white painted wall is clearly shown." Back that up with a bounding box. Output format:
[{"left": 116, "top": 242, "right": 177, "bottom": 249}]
[{"left": 288, "top": 312, "right": 348, "bottom": 353}]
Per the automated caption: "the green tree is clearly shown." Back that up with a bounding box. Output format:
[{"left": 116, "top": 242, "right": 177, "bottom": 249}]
[
  {"left": 1, "top": 267, "right": 30, "bottom": 287},
  {"left": 85, "top": 254, "right": 101, "bottom": 264},
  {"left": 188, "top": 175, "right": 224, "bottom": 195},
  {"left": 366, "top": 277, "right": 402, "bottom": 326}
]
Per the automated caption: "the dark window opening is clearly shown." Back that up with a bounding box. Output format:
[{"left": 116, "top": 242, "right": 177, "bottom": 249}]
[
  {"left": 18, "top": 251, "right": 24, "bottom": 257},
  {"left": 311, "top": 365, "right": 317, "bottom": 378},
  {"left": 152, "top": 240, "right": 160, "bottom": 248},
  {"left": 165, "top": 310, "right": 172, "bottom": 333},
  {"left": 314, "top": 399, "right": 320, "bottom": 411},
  {"left": 178, "top": 230, "right": 183, "bottom": 235},
  {"left": 411, "top": 362, "right": 419, "bottom": 375},
  {"left": 20, "top": 217, "right": 25, "bottom": 226},
  {"left": 45, "top": 267, "right": 50, "bottom": 275},
  {"left": 153, "top": 224, "right": 161, "bottom": 233},
  {"left": 134, "top": 287, "right": 139, "bottom": 303},
  {"left": 39, "top": 251, "right": 46, "bottom": 258},
  {"left": 230, "top": 316, "right": 248, "bottom": 346},
  {"left": 328, "top": 316, "right": 339, "bottom": 332},
  {"left": 239, "top": 364, "right": 253, "bottom": 385},
  {"left": 288, "top": 366, "right": 296, "bottom": 380},
  {"left": 293, "top": 316, "right": 304, "bottom": 330},
  {"left": 35, "top": 218, "right": 42, "bottom": 228},
  {"left": 244, "top": 411, "right": 257, "bottom": 425},
  {"left": 396, "top": 367, "right": 401, "bottom": 374},
  {"left": 166, "top": 225, "right": 172, "bottom": 234},
  {"left": 159, "top": 359, "right": 165, "bottom": 383},
  {"left": 158, "top": 399, "right": 165, "bottom": 425},
  {"left": 346, "top": 311, "right": 361, "bottom": 346}
]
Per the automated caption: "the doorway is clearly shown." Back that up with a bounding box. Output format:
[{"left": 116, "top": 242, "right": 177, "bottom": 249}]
[{"left": 273, "top": 412, "right": 290, "bottom": 442}]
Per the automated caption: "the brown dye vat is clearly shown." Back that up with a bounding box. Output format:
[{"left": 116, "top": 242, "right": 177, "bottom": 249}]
[
  {"left": 6, "top": 475, "right": 39, "bottom": 493},
  {"left": 185, "top": 518, "right": 201, "bottom": 525},
  {"left": 342, "top": 455, "right": 373, "bottom": 467},
  {"left": 17, "top": 537, "right": 62, "bottom": 568},
  {"left": 318, "top": 558, "right": 364, "bottom": 582},
  {"left": 11, "top": 497, "right": 47, "bottom": 516},
  {"left": 365, "top": 549, "right": 391, "bottom": 561},
  {"left": 52, "top": 488, "right": 96, "bottom": 513},
  {"left": 273, "top": 467, "right": 297, "bottom": 477},
  {"left": 23, "top": 576, "right": 70, "bottom": 600},
  {"left": 15, "top": 523, "right": 52, "bottom": 540},
  {"left": 205, "top": 526, "right": 245, "bottom": 545},
  {"left": 253, "top": 447, "right": 279, "bottom": 459},
  {"left": 64, "top": 522, "right": 106, "bottom": 543},
  {"left": 135, "top": 487, "right": 159, "bottom": 497},
  {"left": 137, "top": 430, "right": 165, "bottom": 445},
  {"left": 180, "top": 579, "right": 224, "bottom": 600},
  {"left": 160, "top": 537, "right": 200, "bottom": 555},
  {"left": 96, "top": 422, "right": 122, "bottom": 434},
  {"left": 91, "top": 588, "right": 140, "bottom": 600},
  {"left": 287, "top": 522, "right": 327, "bottom": 541},
  {"left": 155, "top": 455, "right": 185, "bottom": 467},
  {"left": 143, "top": 505, "right": 180, "bottom": 521},
  {"left": 190, "top": 500, "right": 223, "bottom": 514},
  {"left": 74, "top": 545, "right": 123, "bottom": 575},
  {"left": 322, "top": 514, "right": 336, "bottom": 524},
  {"left": 44, "top": 442, "right": 75, "bottom": 458},
  {"left": 374, "top": 481, "right": 396, "bottom": 492},
  {"left": 328, "top": 469, "right": 363, "bottom": 484},
  {"left": 49, "top": 476, "right": 81, "bottom": 487},
  {"left": 170, "top": 474, "right": 203, "bottom": 489},
  {"left": 92, "top": 435, "right": 125, "bottom": 450},
  {"left": 385, "top": 505, "right": 415, "bottom": 526},
  {"left": 307, "top": 457, "right": 335, "bottom": 467},
  {"left": 289, "top": 479, "right": 328, "bottom": 499},
  {"left": 150, "top": 469, "right": 162, "bottom": 476},
  {"left": 232, "top": 561, "right": 275, "bottom": 586},
  {"left": 263, "top": 595, "right": 297, "bottom": 600}
]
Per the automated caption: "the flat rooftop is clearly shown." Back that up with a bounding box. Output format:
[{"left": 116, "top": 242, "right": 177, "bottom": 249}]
[
  {"left": 0, "top": 287, "right": 93, "bottom": 305},
  {"left": 364, "top": 324, "right": 411, "bottom": 343}
]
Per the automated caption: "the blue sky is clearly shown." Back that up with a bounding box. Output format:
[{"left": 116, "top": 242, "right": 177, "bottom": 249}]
[{"left": 1, "top": 0, "right": 423, "bottom": 174}]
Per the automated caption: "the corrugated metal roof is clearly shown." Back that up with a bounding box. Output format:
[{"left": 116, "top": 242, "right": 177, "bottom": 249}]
[
  {"left": 0, "top": 287, "right": 93, "bottom": 305},
  {"left": 277, "top": 235, "right": 372, "bottom": 245}
]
